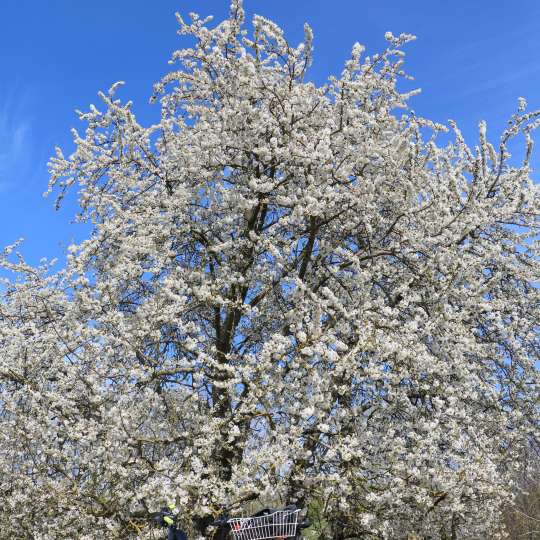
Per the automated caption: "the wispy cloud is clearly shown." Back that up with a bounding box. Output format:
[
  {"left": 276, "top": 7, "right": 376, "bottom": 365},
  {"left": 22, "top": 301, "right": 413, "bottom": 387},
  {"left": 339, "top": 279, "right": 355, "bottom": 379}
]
[
  {"left": 450, "top": 64, "right": 540, "bottom": 101},
  {"left": 0, "top": 89, "right": 32, "bottom": 192},
  {"left": 428, "top": 13, "right": 540, "bottom": 103}
]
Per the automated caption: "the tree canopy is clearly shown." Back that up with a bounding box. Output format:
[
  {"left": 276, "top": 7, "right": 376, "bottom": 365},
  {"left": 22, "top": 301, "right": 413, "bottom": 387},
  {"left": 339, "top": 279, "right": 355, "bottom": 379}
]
[{"left": 0, "top": 2, "right": 538, "bottom": 538}]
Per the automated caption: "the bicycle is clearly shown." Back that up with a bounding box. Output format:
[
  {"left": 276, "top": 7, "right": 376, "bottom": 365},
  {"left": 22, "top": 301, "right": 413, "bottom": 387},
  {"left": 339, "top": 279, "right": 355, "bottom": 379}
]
[{"left": 153, "top": 503, "right": 310, "bottom": 539}]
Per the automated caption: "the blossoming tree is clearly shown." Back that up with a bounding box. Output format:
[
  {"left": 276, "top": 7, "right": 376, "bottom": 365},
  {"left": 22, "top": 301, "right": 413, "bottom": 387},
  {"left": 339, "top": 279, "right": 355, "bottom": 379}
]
[{"left": 0, "top": 2, "right": 538, "bottom": 538}]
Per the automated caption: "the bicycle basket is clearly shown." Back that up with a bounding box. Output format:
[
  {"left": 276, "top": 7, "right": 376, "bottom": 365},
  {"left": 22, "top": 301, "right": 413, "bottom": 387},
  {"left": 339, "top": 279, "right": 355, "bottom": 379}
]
[{"left": 228, "top": 509, "right": 300, "bottom": 540}]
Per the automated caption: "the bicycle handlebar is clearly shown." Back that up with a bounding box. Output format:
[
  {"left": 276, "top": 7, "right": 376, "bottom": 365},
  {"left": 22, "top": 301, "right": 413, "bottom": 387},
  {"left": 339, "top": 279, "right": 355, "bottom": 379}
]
[{"left": 154, "top": 500, "right": 308, "bottom": 539}]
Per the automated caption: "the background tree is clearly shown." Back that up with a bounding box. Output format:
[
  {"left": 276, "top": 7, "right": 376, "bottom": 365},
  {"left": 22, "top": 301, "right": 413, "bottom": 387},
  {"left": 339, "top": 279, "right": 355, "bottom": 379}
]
[
  {"left": 0, "top": 2, "right": 538, "bottom": 538},
  {"left": 502, "top": 443, "right": 540, "bottom": 539}
]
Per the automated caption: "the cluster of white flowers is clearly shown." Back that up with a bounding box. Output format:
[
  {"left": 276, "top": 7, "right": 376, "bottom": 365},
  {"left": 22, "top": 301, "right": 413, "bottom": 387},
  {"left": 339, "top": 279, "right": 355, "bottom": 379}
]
[{"left": 0, "top": 1, "right": 538, "bottom": 538}]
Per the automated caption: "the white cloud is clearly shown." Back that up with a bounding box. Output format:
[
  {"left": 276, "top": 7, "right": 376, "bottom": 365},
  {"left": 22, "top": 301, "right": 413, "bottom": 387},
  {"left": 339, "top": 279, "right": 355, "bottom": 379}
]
[{"left": 0, "top": 89, "right": 32, "bottom": 190}]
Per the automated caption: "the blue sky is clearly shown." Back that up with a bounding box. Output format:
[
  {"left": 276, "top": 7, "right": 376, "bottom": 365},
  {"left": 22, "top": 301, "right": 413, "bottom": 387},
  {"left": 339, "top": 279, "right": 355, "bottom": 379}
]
[{"left": 1, "top": 0, "right": 540, "bottom": 265}]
